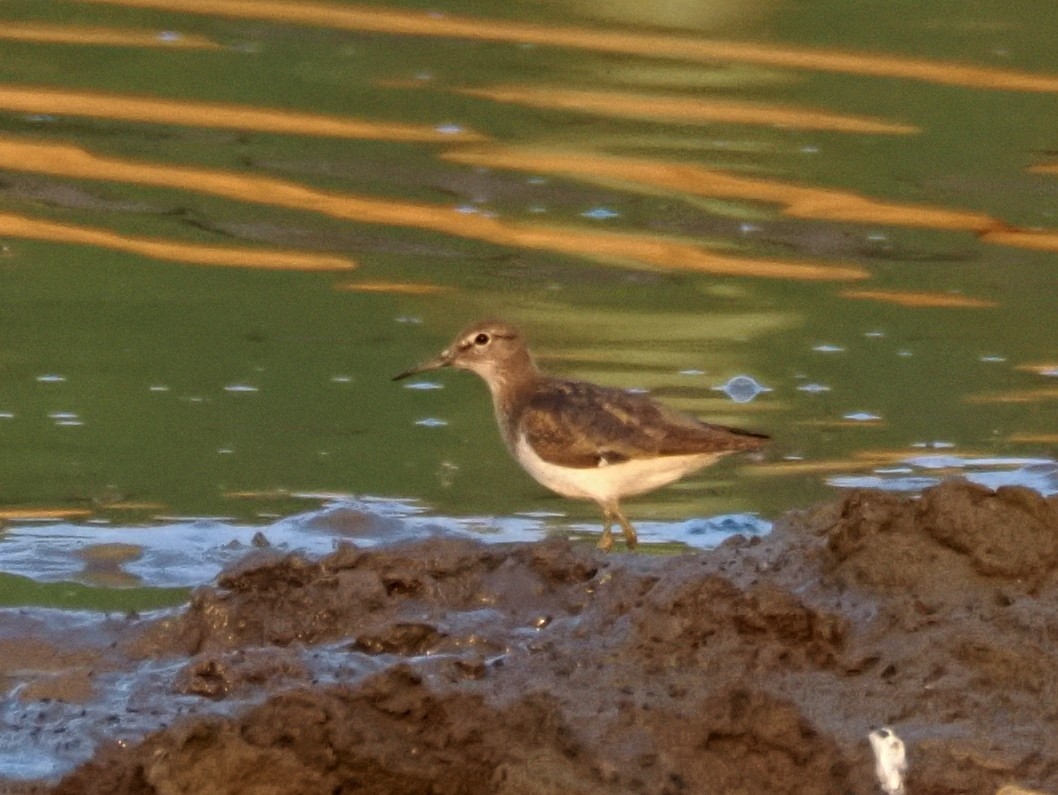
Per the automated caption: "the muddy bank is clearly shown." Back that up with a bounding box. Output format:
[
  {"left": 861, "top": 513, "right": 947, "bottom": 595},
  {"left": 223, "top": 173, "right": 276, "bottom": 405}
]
[{"left": 7, "top": 479, "right": 1058, "bottom": 793}]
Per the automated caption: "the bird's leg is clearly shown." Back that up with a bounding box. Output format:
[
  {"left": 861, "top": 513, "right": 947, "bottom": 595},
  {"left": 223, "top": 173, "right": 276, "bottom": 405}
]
[
  {"left": 613, "top": 506, "right": 638, "bottom": 550},
  {"left": 597, "top": 509, "right": 615, "bottom": 552}
]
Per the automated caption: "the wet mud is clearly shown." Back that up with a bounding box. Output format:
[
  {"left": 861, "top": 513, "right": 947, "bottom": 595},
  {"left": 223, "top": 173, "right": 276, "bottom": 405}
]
[{"left": 5, "top": 479, "right": 1058, "bottom": 794}]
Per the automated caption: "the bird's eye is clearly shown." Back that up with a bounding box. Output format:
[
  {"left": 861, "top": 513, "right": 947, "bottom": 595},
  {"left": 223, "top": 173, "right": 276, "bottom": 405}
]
[{"left": 473, "top": 333, "right": 490, "bottom": 346}]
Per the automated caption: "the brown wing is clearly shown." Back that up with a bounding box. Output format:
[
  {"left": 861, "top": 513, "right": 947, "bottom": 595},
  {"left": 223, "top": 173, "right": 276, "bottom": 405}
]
[{"left": 519, "top": 380, "right": 768, "bottom": 469}]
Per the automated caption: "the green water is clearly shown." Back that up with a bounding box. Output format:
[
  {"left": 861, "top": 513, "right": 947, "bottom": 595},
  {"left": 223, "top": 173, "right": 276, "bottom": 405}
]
[{"left": 1, "top": 0, "right": 1057, "bottom": 608}]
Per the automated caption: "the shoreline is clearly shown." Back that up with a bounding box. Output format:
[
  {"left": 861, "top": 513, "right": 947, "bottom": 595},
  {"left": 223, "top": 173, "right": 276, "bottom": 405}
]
[{"left": 3, "top": 478, "right": 1057, "bottom": 794}]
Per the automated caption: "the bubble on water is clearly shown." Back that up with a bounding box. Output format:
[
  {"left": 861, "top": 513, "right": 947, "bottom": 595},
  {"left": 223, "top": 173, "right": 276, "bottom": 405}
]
[
  {"left": 434, "top": 123, "right": 463, "bottom": 135},
  {"left": 797, "top": 383, "right": 831, "bottom": 393},
  {"left": 979, "top": 355, "right": 1006, "bottom": 363},
  {"left": 224, "top": 384, "right": 258, "bottom": 393},
  {"left": 403, "top": 381, "right": 443, "bottom": 390},
  {"left": 812, "top": 344, "right": 845, "bottom": 353},
  {"left": 678, "top": 369, "right": 705, "bottom": 377},
  {"left": 843, "top": 412, "right": 881, "bottom": 422},
  {"left": 148, "top": 385, "right": 170, "bottom": 393},
  {"left": 581, "top": 207, "right": 620, "bottom": 220},
  {"left": 911, "top": 440, "right": 956, "bottom": 450},
  {"left": 713, "top": 375, "right": 771, "bottom": 404},
  {"left": 415, "top": 417, "right": 448, "bottom": 428},
  {"left": 36, "top": 374, "right": 66, "bottom": 383}
]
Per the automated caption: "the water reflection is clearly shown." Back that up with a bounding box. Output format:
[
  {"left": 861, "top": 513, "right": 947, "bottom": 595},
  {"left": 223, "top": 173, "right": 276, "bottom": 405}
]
[
  {"left": 967, "top": 387, "right": 1058, "bottom": 404},
  {"left": 0, "top": 138, "right": 867, "bottom": 279},
  {"left": 455, "top": 86, "right": 917, "bottom": 134},
  {"left": 0, "top": 21, "right": 219, "bottom": 49},
  {"left": 441, "top": 146, "right": 1048, "bottom": 246},
  {"left": 840, "top": 290, "right": 997, "bottom": 309},
  {"left": 336, "top": 281, "right": 451, "bottom": 295},
  {"left": 0, "top": 85, "right": 485, "bottom": 143},
  {"left": 0, "top": 212, "right": 355, "bottom": 270},
  {"left": 827, "top": 457, "right": 1058, "bottom": 495},
  {"left": 72, "top": 0, "right": 1058, "bottom": 91}
]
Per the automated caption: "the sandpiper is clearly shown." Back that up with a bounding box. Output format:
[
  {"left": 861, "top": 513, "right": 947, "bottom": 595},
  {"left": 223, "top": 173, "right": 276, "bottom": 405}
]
[{"left": 393, "top": 319, "right": 769, "bottom": 551}]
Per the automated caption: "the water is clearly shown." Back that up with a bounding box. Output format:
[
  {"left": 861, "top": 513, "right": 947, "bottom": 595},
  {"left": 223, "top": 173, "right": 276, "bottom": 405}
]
[{"left": 1, "top": 0, "right": 1058, "bottom": 614}]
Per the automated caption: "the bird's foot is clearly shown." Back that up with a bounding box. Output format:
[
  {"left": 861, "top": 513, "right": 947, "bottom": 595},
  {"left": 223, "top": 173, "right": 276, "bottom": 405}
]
[
  {"left": 597, "top": 508, "right": 638, "bottom": 552},
  {"left": 622, "top": 526, "right": 638, "bottom": 550},
  {"left": 615, "top": 509, "right": 638, "bottom": 551},
  {"left": 596, "top": 526, "right": 615, "bottom": 552}
]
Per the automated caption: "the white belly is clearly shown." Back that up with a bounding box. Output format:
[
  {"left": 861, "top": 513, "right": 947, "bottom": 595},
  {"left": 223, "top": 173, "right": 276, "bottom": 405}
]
[{"left": 513, "top": 434, "right": 722, "bottom": 507}]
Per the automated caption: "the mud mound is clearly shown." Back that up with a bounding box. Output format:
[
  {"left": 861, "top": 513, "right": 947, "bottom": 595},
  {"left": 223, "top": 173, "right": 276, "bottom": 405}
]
[
  {"left": 55, "top": 666, "right": 597, "bottom": 795},
  {"left": 818, "top": 479, "right": 1058, "bottom": 589},
  {"left": 630, "top": 575, "right": 846, "bottom": 670},
  {"left": 131, "top": 537, "right": 598, "bottom": 658},
  {"left": 30, "top": 480, "right": 1058, "bottom": 793},
  {"left": 639, "top": 687, "right": 849, "bottom": 795}
]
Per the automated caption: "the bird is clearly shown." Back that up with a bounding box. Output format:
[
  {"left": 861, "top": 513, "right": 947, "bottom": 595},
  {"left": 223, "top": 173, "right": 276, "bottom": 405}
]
[{"left": 393, "top": 319, "right": 768, "bottom": 552}]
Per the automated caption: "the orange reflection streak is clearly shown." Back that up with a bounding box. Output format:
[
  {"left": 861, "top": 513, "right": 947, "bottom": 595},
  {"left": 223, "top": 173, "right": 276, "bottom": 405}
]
[
  {"left": 0, "top": 508, "right": 92, "bottom": 520},
  {"left": 443, "top": 146, "right": 997, "bottom": 232},
  {"left": 0, "top": 21, "right": 219, "bottom": 48},
  {"left": 1009, "top": 433, "right": 1058, "bottom": 444},
  {"left": 71, "top": 0, "right": 1058, "bottom": 92},
  {"left": 456, "top": 86, "right": 917, "bottom": 135},
  {"left": 797, "top": 419, "right": 885, "bottom": 427},
  {"left": 979, "top": 228, "right": 1058, "bottom": 252},
  {"left": 0, "top": 212, "right": 355, "bottom": 270},
  {"left": 840, "top": 290, "right": 997, "bottom": 308},
  {"left": 335, "top": 281, "right": 451, "bottom": 294},
  {"left": 0, "top": 85, "right": 483, "bottom": 143},
  {"left": 967, "top": 388, "right": 1058, "bottom": 404},
  {"left": 851, "top": 449, "right": 937, "bottom": 462},
  {"left": 745, "top": 459, "right": 878, "bottom": 476},
  {"left": 105, "top": 501, "right": 167, "bottom": 511},
  {"left": 0, "top": 138, "right": 867, "bottom": 281},
  {"left": 451, "top": 147, "right": 1058, "bottom": 255}
]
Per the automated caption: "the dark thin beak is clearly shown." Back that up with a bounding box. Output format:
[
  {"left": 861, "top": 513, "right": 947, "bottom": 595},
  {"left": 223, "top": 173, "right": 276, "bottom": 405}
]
[{"left": 392, "top": 353, "right": 450, "bottom": 381}]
